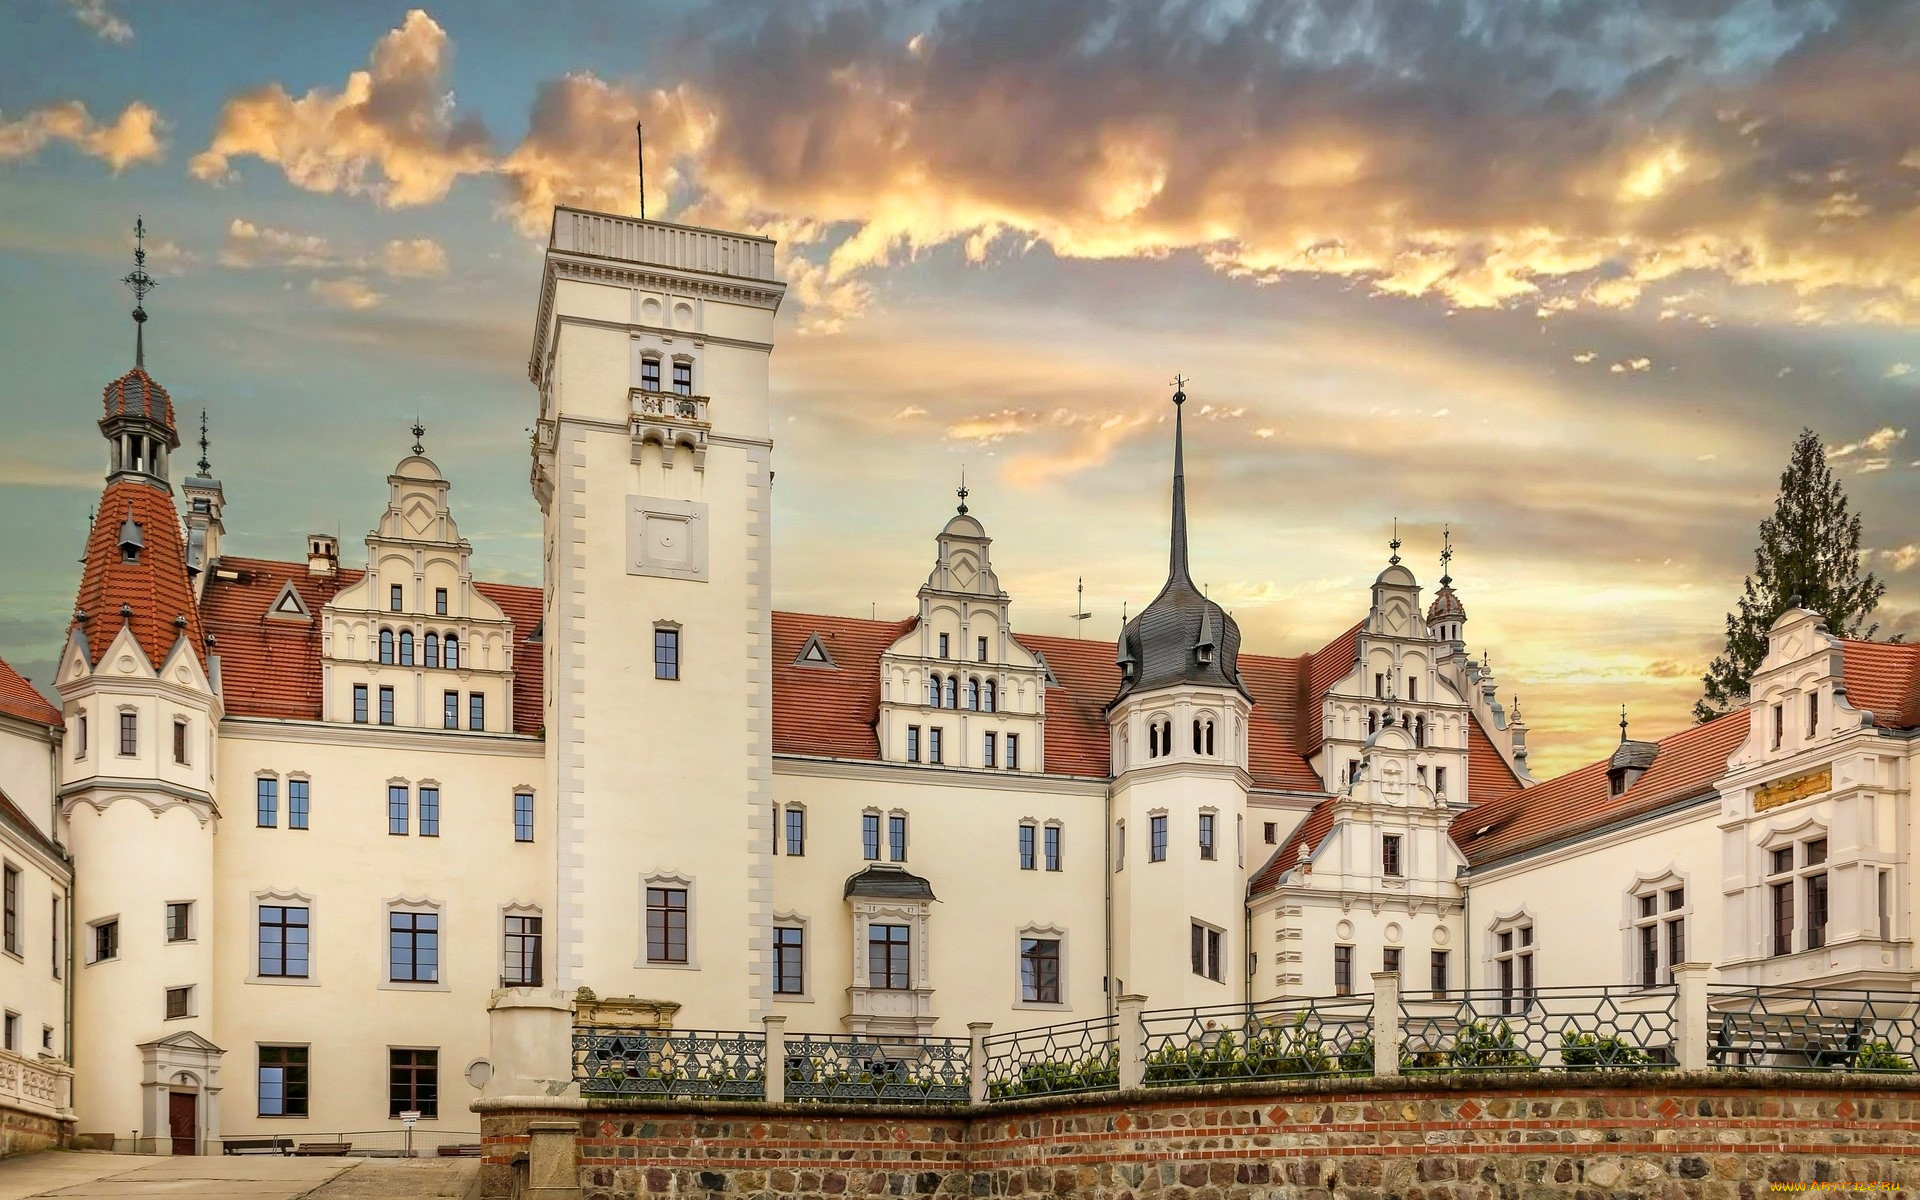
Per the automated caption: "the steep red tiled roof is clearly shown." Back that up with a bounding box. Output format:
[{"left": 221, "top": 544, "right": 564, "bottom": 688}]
[
  {"left": 71, "top": 479, "right": 205, "bottom": 672},
  {"left": 1468, "top": 716, "right": 1524, "bottom": 798},
  {"left": 1837, "top": 639, "right": 1920, "bottom": 728},
  {"left": 1453, "top": 712, "right": 1747, "bottom": 867},
  {"left": 0, "top": 656, "right": 59, "bottom": 727},
  {"left": 771, "top": 612, "right": 916, "bottom": 760},
  {"left": 1296, "top": 622, "right": 1362, "bottom": 760},
  {"left": 198, "top": 557, "right": 544, "bottom": 736},
  {"left": 1012, "top": 635, "right": 1118, "bottom": 778},
  {"left": 1251, "top": 799, "right": 1336, "bottom": 894}
]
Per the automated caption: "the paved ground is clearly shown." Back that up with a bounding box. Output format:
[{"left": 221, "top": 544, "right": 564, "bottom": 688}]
[{"left": 0, "top": 1153, "right": 479, "bottom": 1200}]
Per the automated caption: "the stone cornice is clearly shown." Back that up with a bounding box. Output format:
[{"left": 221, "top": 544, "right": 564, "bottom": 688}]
[
  {"left": 774, "top": 754, "right": 1107, "bottom": 795},
  {"left": 530, "top": 256, "right": 784, "bottom": 383},
  {"left": 217, "top": 715, "right": 543, "bottom": 756}
]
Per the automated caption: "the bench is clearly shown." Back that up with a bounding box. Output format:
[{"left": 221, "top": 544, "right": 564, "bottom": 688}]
[
  {"left": 295, "top": 1142, "right": 353, "bottom": 1156},
  {"left": 1709, "top": 1011, "right": 1863, "bottom": 1069},
  {"left": 437, "top": 1143, "right": 481, "bottom": 1157},
  {"left": 222, "top": 1136, "right": 293, "bottom": 1155}
]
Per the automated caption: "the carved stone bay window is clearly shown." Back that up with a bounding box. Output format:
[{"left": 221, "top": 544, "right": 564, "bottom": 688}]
[{"left": 844, "top": 864, "right": 936, "bottom": 1036}]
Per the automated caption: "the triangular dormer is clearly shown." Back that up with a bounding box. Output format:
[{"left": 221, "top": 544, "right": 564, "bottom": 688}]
[
  {"left": 793, "top": 632, "right": 837, "bottom": 669},
  {"left": 266, "top": 580, "right": 313, "bottom": 623}
]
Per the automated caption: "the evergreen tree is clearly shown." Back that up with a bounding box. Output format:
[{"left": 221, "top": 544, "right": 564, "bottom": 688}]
[{"left": 1696, "top": 428, "right": 1885, "bottom": 721}]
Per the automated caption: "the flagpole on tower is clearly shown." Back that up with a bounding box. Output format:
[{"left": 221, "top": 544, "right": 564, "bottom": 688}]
[{"left": 636, "top": 123, "right": 645, "bottom": 221}]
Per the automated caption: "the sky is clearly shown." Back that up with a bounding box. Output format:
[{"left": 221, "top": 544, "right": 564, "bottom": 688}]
[{"left": 2, "top": 0, "right": 1919, "bottom": 779}]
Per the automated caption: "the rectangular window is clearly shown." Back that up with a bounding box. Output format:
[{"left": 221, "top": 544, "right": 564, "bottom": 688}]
[
  {"left": 259, "top": 1046, "right": 309, "bottom": 1118},
  {"left": 443, "top": 691, "right": 458, "bottom": 730},
  {"left": 258, "top": 905, "right": 309, "bottom": 978},
  {"left": 1770, "top": 846, "right": 1793, "bottom": 875},
  {"left": 75, "top": 714, "right": 86, "bottom": 758},
  {"left": 1771, "top": 703, "right": 1783, "bottom": 749},
  {"left": 378, "top": 686, "right": 394, "bottom": 726},
  {"left": 1667, "top": 914, "right": 1685, "bottom": 972},
  {"left": 1198, "top": 813, "right": 1216, "bottom": 860},
  {"left": 50, "top": 897, "right": 60, "bottom": 979},
  {"left": 1115, "top": 821, "right": 1126, "bottom": 871},
  {"left": 289, "top": 779, "right": 309, "bottom": 830},
  {"left": 929, "top": 728, "right": 943, "bottom": 764},
  {"left": 468, "top": 693, "right": 484, "bottom": 732},
  {"left": 1434, "top": 766, "right": 1447, "bottom": 794},
  {"left": 166, "top": 901, "right": 191, "bottom": 943},
  {"left": 1150, "top": 815, "right": 1168, "bottom": 863},
  {"left": 774, "top": 926, "right": 805, "bottom": 995},
  {"left": 983, "top": 731, "right": 996, "bottom": 768},
  {"left": 1263, "top": 821, "right": 1277, "bottom": 845},
  {"left": 671, "top": 360, "right": 692, "bottom": 395},
  {"left": 503, "top": 915, "right": 543, "bottom": 987},
  {"left": 353, "top": 685, "right": 368, "bottom": 724},
  {"left": 119, "top": 711, "right": 137, "bottom": 755},
  {"left": 514, "top": 793, "right": 534, "bottom": 843},
  {"left": 1, "top": 866, "right": 16, "bottom": 956},
  {"left": 1020, "top": 937, "right": 1061, "bottom": 1003},
  {"left": 1807, "top": 872, "right": 1829, "bottom": 951},
  {"left": 1639, "top": 923, "right": 1659, "bottom": 988},
  {"left": 1334, "top": 945, "right": 1354, "bottom": 995},
  {"left": 889, "top": 814, "right": 907, "bottom": 862},
  {"left": 641, "top": 358, "right": 661, "bottom": 391},
  {"left": 2, "top": 1013, "right": 13, "bottom": 1052},
  {"left": 1018, "top": 824, "right": 1036, "bottom": 870},
  {"left": 977, "top": 636, "right": 988, "bottom": 662},
  {"left": 905, "top": 726, "right": 920, "bottom": 763},
  {"left": 646, "top": 887, "right": 688, "bottom": 964},
  {"left": 1006, "top": 733, "right": 1019, "bottom": 770},
  {"left": 388, "top": 785, "right": 409, "bottom": 836},
  {"left": 165, "top": 986, "right": 192, "bottom": 1020},
  {"left": 938, "top": 633, "right": 950, "bottom": 658},
  {"left": 389, "top": 911, "right": 439, "bottom": 983},
  {"left": 1383, "top": 947, "right": 1402, "bottom": 976},
  {"left": 41, "top": 1026, "right": 51, "bottom": 1051},
  {"left": 1805, "top": 837, "right": 1827, "bottom": 867},
  {"left": 94, "top": 919, "right": 118, "bottom": 962},
  {"left": 861, "top": 813, "right": 881, "bottom": 861},
  {"left": 1807, "top": 692, "right": 1819, "bottom": 736},
  {"left": 655, "top": 628, "right": 680, "bottom": 680},
  {"left": 434, "top": 587, "right": 448, "bottom": 616},
  {"left": 173, "top": 719, "right": 188, "bottom": 765},
  {"left": 418, "top": 787, "right": 440, "bottom": 837},
  {"left": 389, "top": 1049, "right": 438, "bottom": 1120},
  {"left": 1044, "top": 824, "right": 1061, "bottom": 872},
  {"left": 1880, "top": 869, "right": 1893, "bottom": 943},
  {"left": 1430, "top": 950, "right": 1449, "bottom": 998},
  {"left": 256, "top": 778, "right": 277, "bottom": 828},
  {"left": 1190, "top": 923, "right": 1223, "bottom": 982},
  {"left": 1381, "top": 834, "right": 1403, "bottom": 877},
  {"left": 1770, "top": 881, "right": 1794, "bottom": 955},
  {"left": 785, "top": 807, "right": 805, "bottom": 856},
  {"left": 390, "top": 584, "right": 403, "bottom": 612},
  {"left": 868, "top": 923, "right": 910, "bottom": 989}
]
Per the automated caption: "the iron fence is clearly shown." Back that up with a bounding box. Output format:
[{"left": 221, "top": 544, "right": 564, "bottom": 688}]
[
  {"left": 1398, "top": 985, "right": 1677, "bottom": 1071},
  {"left": 1705, "top": 986, "right": 1919, "bottom": 1073},
  {"left": 574, "top": 1027, "right": 767, "bottom": 1099},
  {"left": 982, "top": 1016, "right": 1119, "bottom": 1098},
  {"left": 1139, "top": 995, "right": 1375, "bottom": 1086},
  {"left": 783, "top": 1033, "right": 970, "bottom": 1104}
]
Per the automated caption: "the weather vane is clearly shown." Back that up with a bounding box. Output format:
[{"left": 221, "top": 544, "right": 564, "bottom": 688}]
[
  {"left": 1388, "top": 518, "right": 1401, "bottom": 566},
  {"left": 411, "top": 419, "right": 426, "bottom": 456},
  {"left": 956, "top": 468, "right": 968, "bottom": 515},
  {"left": 1171, "top": 373, "right": 1188, "bottom": 404},
  {"left": 123, "top": 216, "right": 155, "bottom": 368},
  {"left": 1439, "top": 524, "right": 1453, "bottom": 586},
  {"left": 197, "top": 409, "right": 211, "bottom": 477},
  {"left": 1071, "top": 577, "right": 1091, "bottom": 637}
]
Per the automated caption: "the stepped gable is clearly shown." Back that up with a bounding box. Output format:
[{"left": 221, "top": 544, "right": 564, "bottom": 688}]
[
  {"left": 70, "top": 478, "right": 205, "bottom": 672},
  {"left": 197, "top": 556, "right": 545, "bottom": 736},
  {"left": 1453, "top": 711, "right": 1747, "bottom": 868},
  {"left": 0, "top": 656, "right": 60, "bottom": 726}
]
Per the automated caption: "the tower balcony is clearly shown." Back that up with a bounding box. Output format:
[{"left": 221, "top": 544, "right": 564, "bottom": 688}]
[{"left": 630, "top": 389, "right": 711, "bottom": 471}]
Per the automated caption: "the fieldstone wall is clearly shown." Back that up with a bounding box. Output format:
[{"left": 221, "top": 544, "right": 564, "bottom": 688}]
[
  {"left": 478, "top": 1071, "right": 1920, "bottom": 1199},
  {"left": 0, "top": 1104, "right": 71, "bottom": 1158}
]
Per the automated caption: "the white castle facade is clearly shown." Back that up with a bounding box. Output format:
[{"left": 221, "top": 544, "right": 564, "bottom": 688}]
[{"left": 0, "top": 205, "right": 1911, "bottom": 1152}]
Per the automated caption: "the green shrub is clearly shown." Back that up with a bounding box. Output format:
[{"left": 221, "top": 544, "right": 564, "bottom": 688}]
[
  {"left": 1855, "top": 1041, "right": 1914, "bottom": 1073},
  {"left": 1559, "top": 1029, "right": 1651, "bottom": 1070},
  {"left": 1445, "top": 1021, "right": 1537, "bottom": 1070}
]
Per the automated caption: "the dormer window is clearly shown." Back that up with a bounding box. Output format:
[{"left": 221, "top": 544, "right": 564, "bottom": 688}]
[
  {"left": 1195, "top": 642, "right": 1214, "bottom": 666},
  {"left": 118, "top": 515, "right": 143, "bottom": 564},
  {"left": 641, "top": 357, "right": 661, "bottom": 391}
]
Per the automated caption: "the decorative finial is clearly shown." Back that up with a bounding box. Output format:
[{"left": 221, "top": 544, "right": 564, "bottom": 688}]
[
  {"left": 1071, "top": 577, "right": 1091, "bottom": 638},
  {"left": 1171, "top": 373, "right": 1188, "bottom": 405},
  {"left": 1619, "top": 704, "right": 1629, "bottom": 743},
  {"left": 411, "top": 418, "right": 426, "bottom": 457},
  {"left": 196, "top": 409, "right": 211, "bottom": 477},
  {"left": 123, "top": 215, "right": 156, "bottom": 368},
  {"left": 1388, "top": 518, "right": 1401, "bottom": 566},
  {"left": 1511, "top": 694, "right": 1523, "bottom": 722},
  {"left": 1439, "top": 524, "right": 1453, "bottom": 587},
  {"left": 956, "top": 468, "right": 968, "bottom": 515}
]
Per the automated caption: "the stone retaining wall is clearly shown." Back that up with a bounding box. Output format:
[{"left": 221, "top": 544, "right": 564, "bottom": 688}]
[
  {"left": 478, "top": 1071, "right": 1920, "bottom": 1199},
  {"left": 0, "top": 1104, "right": 71, "bottom": 1158}
]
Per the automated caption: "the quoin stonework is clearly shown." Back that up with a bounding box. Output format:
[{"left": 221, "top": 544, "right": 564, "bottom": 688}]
[{"left": 0, "top": 201, "right": 1915, "bottom": 1158}]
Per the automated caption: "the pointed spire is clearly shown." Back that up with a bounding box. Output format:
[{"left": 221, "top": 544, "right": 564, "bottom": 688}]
[
  {"left": 123, "top": 216, "right": 155, "bottom": 369},
  {"left": 1169, "top": 375, "right": 1191, "bottom": 583},
  {"left": 1619, "top": 703, "right": 1629, "bottom": 744},
  {"left": 1388, "top": 518, "right": 1401, "bottom": 566},
  {"left": 196, "top": 409, "right": 211, "bottom": 477},
  {"left": 1439, "top": 524, "right": 1453, "bottom": 587}
]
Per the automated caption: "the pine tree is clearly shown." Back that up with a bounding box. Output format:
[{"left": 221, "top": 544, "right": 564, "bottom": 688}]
[{"left": 1696, "top": 428, "right": 1885, "bottom": 721}]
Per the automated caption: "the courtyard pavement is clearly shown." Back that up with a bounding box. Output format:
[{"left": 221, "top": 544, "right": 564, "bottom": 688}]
[{"left": 0, "top": 1152, "right": 479, "bottom": 1199}]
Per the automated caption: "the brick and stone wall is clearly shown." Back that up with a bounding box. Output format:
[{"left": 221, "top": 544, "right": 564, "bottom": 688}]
[
  {"left": 478, "top": 1071, "right": 1920, "bottom": 1199},
  {"left": 0, "top": 1104, "right": 71, "bottom": 1158}
]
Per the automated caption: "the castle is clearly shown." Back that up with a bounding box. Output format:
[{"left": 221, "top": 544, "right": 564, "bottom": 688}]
[{"left": 0, "top": 205, "right": 1907, "bottom": 1152}]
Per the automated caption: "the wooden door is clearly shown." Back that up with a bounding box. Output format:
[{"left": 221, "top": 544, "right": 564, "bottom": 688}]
[{"left": 168, "top": 1091, "right": 197, "bottom": 1156}]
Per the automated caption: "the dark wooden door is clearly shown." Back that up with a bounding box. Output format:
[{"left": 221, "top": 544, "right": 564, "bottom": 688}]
[{"left": 168, "top": 1091, "right": 197, "bottom": 1156}]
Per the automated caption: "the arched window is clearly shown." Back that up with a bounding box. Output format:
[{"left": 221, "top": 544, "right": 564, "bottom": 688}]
[
  {"left": 444, "top": 635, "right": 460, "bottom": 670},
  {"left": 968, "top": 678, "right": 980, "bottom": 710},
  {"left": 983, "top": 679, "right": 996, "bottom": 713},
  {"left": 1368, "top": 710, "right": 1378, "bottom": 735},
  {"left": 928, "top": 674, "right": 941, "bottom": 706},
  {"left": 944, "top": 677, "right": 958, "bottom": 709},
  {"left": 424, "top": 632, "right": 439, "bottom": 668},
  {"left": 399, "top": 630, "right": 415, "bottom": 666},
  {"left": 1197, "top": 718, "right": 1214, "bottom": 756},
  {"left": 1414, "top": 715, "right": 1426, "bottom": 747},
  {"left": 1147, "top": 722, "right": 1160, "bottom": 759},
  {"left": 379, "top": 628, "right": 394, "bottom": 665}
]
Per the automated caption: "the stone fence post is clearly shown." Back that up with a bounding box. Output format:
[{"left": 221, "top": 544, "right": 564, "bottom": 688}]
[
  {"left": 1370, "top": 972, "right": 1402, "bottom": 1078},
  {"left": 1117, "top": 994, "right": 1147, "bottom": 1091},
  {"left": 967, "top": 1023, "right": 992, "bottom": 1104},
  {"left": 482, "top": 988, "right": 579, "bottom": 1100},
  {"left": 1672, "top": 962, "right": 1710, "bottom": 1071},
  {"left": 525, "top": 1121, "right": 580, "bottom": 1200},
  {"left": 763, "top": 1015, "right": 787, "bottom": 1104}
]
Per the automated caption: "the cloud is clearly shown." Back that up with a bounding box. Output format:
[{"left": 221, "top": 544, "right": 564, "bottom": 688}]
[
  {"left": 1891, "top": 362, "right": 1915, "bottom": 379},
  {"left": 892, "top": 405, "right": 927, "bottom": 420},
  {"left": 220, "top": 219, "right": 448, "bottom": 280},
  {"left": 190, "top": 10, "right": 491, "bottom": 207},
  {"left": 1828, "top": 426, "right": 1906, "bottom": 460},
  {"left": 1572, "top": 352, "right": 1596, "bottom": 364},
  {"left": 1884, "top": 545, "right": 1920, "bottom": 572},
  {"left": 1609, "top": 357, "right": 1652, "bottom": 374},
  {"left": 0, "top": 100, "right": 163, "bottom": 170},
  {"left": 379, "top": 237, "right": 449, "bottom": 278},
  {"left": 309, "top": 277, "right": 383, "bottom": 310},
  {"left": 63, "top": 0, "right": 130, "bottom": 42}
]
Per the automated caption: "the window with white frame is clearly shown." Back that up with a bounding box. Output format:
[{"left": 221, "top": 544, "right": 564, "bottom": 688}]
[
  {"left": 645, "top": 876, "right": 693, "bottom": 966},
  {"left": 784, "top": 806, "right": 805, "bottom": 856},
  {"left": 1018, "top": 822, "right": 1036, "bottom": 870},
  {"left": 1149, "top": 814, "right": 1168, "bottom": 862},
  {"left": 1492, "top": 917, "right": 1536, "bottom": 1015},
  {"left": 1767, "top": 835, "right": 1829, "bottom": 956},
  {"left": 1019, "top": 934, "right": 1062, "bottom": 1004},
  {"left": 1044, "top": 822, "right": 1062, "bottom": 871},
  {"left": 888, "top": 813, "right": 907, "bottom": 862},
  {"left": 389, "top": 908, "right": 439, "bottom": 983},
  {"left": 1198, "top": 812, "right": 1216, "bottom": 860},
  {"left": 1629, "top": 876, "right": 1689, "bottom": 987},
  {"left": 1190, "top": 921, "right": 1223, "bottom": 982},
  {"left": 258, "top": 902, "right": 310, "bottom": 978},
  {"left": 774, "top": 923, "right": 806, "bottom": 996}
]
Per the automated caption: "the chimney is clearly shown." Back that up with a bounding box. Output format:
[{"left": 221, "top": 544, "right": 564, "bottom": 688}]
[{"left": 307, "top": 534, "right": 339, "bottom": 577}]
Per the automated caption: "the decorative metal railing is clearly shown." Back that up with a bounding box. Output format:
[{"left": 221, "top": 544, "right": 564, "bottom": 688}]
[
  {"left": 1139, "top": 995, "right": 1375, "bottom": 1086},
  {"left": 1705, "top": 986, "right": 1920, "bottom": 1073},
  {"left": 982, "top": 1017, "right": 1119, "bottom": 1098},
  {"left": 574, "top": 1027, "right": 767, "bottom": 1099},
  {"left": 782, "top": 1034, "right": 970, "bottom": 1104},
  {"left": 1398, "top": 986, "right": 1678, "bottom": 1071}
]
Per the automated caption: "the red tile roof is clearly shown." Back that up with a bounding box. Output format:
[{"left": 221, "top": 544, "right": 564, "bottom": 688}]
[
  {"left": 771, "top": 612, "right": 916, "bottom": 760},
  {"left": 1468, "top": 716, "right": 1524, "bottom": 797},
  {"left": 1837, "top": 639, "right": 1920, "bottom": 728},
  {"left": 71, "top": 479, "right": 205, "bottom": 673},
  {"left": 1297, "top": 623, "right": 1362, "bottom": 761},
  {"left": 1452, "top": 712, "right": 1747, "bottom": 868},
  {"left": 1251, "top": 800, "right": 1336, "bottom": 894},
  {"left": 198, "top": 557, "right": 545, "bottom": 736},
  {"left": 1011, "top": 634, "right": 1118, "bottom": 778},
  {"left": 0, "top": 656, "right": 60, "bottom": 727}
]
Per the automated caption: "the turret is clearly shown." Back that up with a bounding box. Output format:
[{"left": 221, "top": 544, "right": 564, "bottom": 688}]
[{"left": 181, "top": 411, "right": 226, "bottom": 596}]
